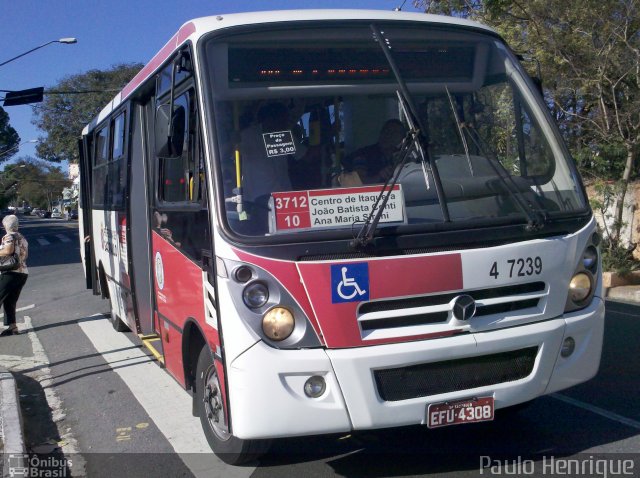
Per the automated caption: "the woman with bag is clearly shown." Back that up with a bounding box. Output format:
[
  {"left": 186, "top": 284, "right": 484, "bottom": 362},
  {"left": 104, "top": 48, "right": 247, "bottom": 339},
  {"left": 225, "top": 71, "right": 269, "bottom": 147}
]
[{"left": 0, "top": 215, "right": 28, "bottom": 336}]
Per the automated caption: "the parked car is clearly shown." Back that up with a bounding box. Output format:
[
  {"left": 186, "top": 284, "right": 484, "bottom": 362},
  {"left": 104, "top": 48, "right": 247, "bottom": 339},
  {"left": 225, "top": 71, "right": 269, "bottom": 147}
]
[
  {"left": 0, "top": 209, "right": 11, "bottom": 223},
  {"left": 69, "top": 209, "right": 78, "bottom": 220},
  {"left": 51, "top": 209, "right": 62, "bottom": 219}
]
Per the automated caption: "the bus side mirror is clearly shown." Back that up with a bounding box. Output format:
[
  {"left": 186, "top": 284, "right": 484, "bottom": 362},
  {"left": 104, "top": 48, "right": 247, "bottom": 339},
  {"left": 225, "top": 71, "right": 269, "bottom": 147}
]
[{"left": 155, "top": 104, "right": 186, "bottom": 158}]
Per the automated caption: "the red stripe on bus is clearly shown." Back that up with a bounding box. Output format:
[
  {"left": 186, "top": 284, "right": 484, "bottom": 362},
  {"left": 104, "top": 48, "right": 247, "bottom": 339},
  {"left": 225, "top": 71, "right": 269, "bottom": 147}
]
[
  {"left": 232, "top": 249, "right": 463, "bottom": 348},
  {"left": 232, "top": 249, "right": 325, "bottom": 344},
  {"left": 121, "top": 22, "right": 196, "bottom": 100},
  {"left": 297, "top": 254, "right": 463, "bottom": 348}
]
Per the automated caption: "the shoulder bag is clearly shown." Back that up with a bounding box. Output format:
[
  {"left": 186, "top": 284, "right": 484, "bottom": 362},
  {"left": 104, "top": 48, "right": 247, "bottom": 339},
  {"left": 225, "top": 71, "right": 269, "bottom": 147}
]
[{"left": 0, "top": 234, "right": 19, "bottom": 272}]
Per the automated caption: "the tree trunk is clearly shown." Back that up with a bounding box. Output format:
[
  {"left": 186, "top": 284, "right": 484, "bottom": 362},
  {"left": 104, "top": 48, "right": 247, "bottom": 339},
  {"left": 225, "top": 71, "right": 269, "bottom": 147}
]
[{"left": 613, "top": 145, "right": 636, "bottom": 244}]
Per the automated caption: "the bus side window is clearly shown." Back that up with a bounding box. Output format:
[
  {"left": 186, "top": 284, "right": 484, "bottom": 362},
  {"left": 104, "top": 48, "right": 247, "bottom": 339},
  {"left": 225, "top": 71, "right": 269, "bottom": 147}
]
[
  {"left": 155, "top": 88, "right": 210, "bottom": 263},
  {"left": 92, "top": 111, "right": 128, "bottom": 211},
  {"left": 92, "top": 125, "right": 109, "bottom": 207},
  {"left": 110, "top": 111, "right": 127, "bottom": 209}
]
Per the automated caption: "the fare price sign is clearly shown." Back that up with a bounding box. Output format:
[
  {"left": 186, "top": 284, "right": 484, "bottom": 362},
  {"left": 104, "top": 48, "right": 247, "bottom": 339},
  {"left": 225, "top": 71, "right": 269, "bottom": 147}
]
[
  {"left": 272, "top": 185, "right": 405, "bottom": 231},
  {"left": 262, "top": 130, "right": 296, "bottom": 157}
]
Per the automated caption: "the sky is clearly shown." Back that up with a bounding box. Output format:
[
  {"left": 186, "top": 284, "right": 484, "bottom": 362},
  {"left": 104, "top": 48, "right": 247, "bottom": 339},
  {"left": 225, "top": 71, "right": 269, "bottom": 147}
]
[{"left": 0, "top": 0, "right": 423, "bottom": 171}]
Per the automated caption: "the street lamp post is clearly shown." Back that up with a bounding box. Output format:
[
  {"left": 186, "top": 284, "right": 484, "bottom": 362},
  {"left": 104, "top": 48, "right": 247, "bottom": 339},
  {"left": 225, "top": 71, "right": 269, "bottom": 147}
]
[
  {"left": 0, "top": 139, "right": 37, "bottom": 159},
  {"left": 0, "top": 38, "right": 77, "bottom": 68},
  {"left": 0, "top": 140, "right": 37, "bottom": 160}
]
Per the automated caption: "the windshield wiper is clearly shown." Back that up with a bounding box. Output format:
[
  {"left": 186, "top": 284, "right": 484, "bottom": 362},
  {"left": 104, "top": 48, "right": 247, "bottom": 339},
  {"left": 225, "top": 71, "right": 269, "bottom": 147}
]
[
  {"left": 350, "top": 25, "right": 451, "bottom": 250},
  {"left": 351, "top": 112, "right": 420, "bottom": 249},
  {"left": 445, "top": 86, "right": 474, "bottom": 176},
  {"left": 460, "top": 120, "right": 547, "bottom": 231}
]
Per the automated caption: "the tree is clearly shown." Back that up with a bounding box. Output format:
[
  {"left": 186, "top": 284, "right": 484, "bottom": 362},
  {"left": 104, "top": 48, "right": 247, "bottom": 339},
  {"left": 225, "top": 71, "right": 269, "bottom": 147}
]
[
  {"left": 0, "top": 106, "right": 20, "bottom": 163},
  {"left": 416, "top": 0, "right": 640, "bottom": 244},
  {"left": 32, "top": 63, "right": 142, "bottom": 164},
  {"left": 0, "top": 157, "right": 71, "bottom": 209}
]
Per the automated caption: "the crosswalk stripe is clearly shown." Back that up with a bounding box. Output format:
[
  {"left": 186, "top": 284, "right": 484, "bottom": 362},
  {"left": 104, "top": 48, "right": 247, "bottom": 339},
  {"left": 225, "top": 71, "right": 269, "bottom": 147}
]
[
  {"left": 56, "top": 234, "right": 71, "bottom": 243},
  {"left": 37, "top": 237, "right": 50, "bottom": 246}
]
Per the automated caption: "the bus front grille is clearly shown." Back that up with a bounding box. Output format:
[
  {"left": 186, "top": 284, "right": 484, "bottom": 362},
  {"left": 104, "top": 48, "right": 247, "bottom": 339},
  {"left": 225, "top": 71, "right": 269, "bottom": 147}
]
[
  {"left": 373, "top": 347, "right": 538, "bottom": 401},
  {"left": 357, "top": 282, "right": 546, "bottom": 335}
]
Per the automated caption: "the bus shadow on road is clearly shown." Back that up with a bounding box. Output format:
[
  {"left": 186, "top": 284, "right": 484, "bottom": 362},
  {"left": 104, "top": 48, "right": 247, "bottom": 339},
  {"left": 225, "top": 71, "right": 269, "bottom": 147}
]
[
  {"left": 19, "top": 314, "right": 155, "bottom": 388},
  {"left": 27, "top": 314, "right": 112, "bottom": 335},
  {"left": 257, "top": 397, "right": 639, "bottom": 475}
]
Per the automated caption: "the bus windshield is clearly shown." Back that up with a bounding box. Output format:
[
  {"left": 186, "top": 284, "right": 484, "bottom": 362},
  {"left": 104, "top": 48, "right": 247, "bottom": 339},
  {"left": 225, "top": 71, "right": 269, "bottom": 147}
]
[{"left": 205, "top": 23, "right": 587, "bottom": 239}]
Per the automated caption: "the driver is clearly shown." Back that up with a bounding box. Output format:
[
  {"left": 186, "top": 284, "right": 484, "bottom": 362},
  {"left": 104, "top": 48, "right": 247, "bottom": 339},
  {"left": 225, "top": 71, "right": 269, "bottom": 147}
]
[{"left": 344, "top": 119, "right": 406, "bottom": 184}]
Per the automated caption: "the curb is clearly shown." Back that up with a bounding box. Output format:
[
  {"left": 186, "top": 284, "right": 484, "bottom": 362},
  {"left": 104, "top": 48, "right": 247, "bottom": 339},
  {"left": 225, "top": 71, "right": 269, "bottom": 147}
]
[
  {"left": 1, "top": 366, "right": 27, "bottom": 478},
  {"left": 605, "top": 286, "right": 640, "bottom": 304}
]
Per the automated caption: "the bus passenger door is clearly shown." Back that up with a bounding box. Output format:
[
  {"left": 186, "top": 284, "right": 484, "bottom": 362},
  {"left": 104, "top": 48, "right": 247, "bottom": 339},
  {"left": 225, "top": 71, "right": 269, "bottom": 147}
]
[
  {"left": 129, "top": 101, "right": 155, "bottom": 335},
  {"left": 78, "top": 136, "right": 98, "bottom": 293}
]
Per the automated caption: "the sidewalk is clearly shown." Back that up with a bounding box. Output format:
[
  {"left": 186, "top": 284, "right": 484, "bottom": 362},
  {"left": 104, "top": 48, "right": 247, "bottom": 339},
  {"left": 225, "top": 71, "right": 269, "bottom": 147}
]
[{"left": 0, "top": 316, "right": 74, "bottom": 478}]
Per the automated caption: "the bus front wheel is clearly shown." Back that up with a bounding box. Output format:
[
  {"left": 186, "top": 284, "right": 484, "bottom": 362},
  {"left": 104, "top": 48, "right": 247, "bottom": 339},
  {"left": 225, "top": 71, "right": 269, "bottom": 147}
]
[{"left": 195, "top": 347, "right": 269, "bottom": 465}]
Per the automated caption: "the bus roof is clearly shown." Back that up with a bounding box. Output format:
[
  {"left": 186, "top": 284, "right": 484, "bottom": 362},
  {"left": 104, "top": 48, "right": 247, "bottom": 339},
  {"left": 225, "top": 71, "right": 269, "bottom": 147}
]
[{"left": 83, "top": 10, "right": 497, "bottom": 135}]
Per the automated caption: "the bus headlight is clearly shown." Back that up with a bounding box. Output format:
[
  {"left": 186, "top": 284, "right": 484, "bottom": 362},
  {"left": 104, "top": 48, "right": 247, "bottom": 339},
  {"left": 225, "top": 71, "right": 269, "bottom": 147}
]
[
  {"left": 262, "top": 307, "right": 294, "bottom": 341},
  {"left": 243, "top": 282, "right": 269, "bottom": 309},
  {"left": 569, "top": 272, "right": 592, "bottom": 303}
]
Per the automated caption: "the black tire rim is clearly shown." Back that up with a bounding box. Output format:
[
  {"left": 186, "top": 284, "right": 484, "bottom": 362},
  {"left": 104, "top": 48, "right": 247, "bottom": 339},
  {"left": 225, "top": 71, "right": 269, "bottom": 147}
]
[{"left": 203, "top": 363, "right": 231, "bottom": 441}]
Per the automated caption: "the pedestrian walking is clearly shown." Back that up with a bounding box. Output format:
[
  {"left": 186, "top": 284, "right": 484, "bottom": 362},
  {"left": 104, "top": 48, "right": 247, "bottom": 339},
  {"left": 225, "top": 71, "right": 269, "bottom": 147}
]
[{"left": 0, "top": 215, "right": 28, "bottom": 336}]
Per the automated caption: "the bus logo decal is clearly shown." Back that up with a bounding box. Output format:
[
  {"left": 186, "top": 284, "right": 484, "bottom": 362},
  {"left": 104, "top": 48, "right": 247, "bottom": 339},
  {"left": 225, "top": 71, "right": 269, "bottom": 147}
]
[
  {"left": 452, "top": 295, "right": 476, "bottom": 321},
  {"left": 331, "top": 263, "right": 369, "bottom": 303},
  {"left": 155, "top": 251, "right": 165, "bottom": 291}
]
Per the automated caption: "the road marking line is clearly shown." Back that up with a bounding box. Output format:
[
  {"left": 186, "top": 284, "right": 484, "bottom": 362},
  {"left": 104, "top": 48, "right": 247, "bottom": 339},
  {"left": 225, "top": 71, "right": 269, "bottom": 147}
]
[
  {"left": 56, "top": 234, "right": 71, "bottom": 243},
  {"left": 20, "top": 316, "right": 86, "bottom": 476},
  {"left": 551, "top": 393, "right": 640, "bottom": 430},
  {"left": 37, "top": 237, "right": 50, "bottom": 246},
  {"left": 78, "top": 314, "right": 254, "bottom": 478},
  {"left": 605, "top": 306, "right": 640, "bottom": 319},
  {"left": 0, "top": 304, "right": 35, "bottom": 319}
]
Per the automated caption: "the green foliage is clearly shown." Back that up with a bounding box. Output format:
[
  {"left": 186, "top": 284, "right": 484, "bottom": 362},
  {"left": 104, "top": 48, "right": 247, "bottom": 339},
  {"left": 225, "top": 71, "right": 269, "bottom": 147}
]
[
  {"left": 0, "top": 106, "right": 20, "bottom": 163},
  {"left": 601, "top": 238, "right": 639, "bottom": 276},
  {"left": 0, "top": 157, "right": 71, "bottom": 209},
  {"left": 588, "top": 179, "right": 640, "bottom": 273},
  {"left": 416, "top": 0, "right": 640, "bottom": 244},
  {"left": 589, "top": 180, "right": 622, "bottom": 240},
  {"left": 415, "top": 0, "right": 640, "bottom": 161},
  {"left": 32, "top": 63, "right": 142, "bottom": 164},
  {"left": 575, "top": 143, "right": 626, "bottom": 181}
]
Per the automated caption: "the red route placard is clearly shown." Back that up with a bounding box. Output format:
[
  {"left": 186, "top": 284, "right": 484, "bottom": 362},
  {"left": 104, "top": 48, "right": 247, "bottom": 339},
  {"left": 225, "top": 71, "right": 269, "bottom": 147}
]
[
  {"left": 272, "top": 191, "right": 312, "bottom": 230},
  {"left": 272, "top": 186, "right": 403, "bottom": 232}
]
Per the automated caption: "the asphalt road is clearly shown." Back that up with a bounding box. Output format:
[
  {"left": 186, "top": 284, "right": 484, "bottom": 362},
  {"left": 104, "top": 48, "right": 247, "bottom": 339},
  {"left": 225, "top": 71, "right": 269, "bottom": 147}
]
[{"left": 1, "top": 216, "right": 639, "bottom": 478}]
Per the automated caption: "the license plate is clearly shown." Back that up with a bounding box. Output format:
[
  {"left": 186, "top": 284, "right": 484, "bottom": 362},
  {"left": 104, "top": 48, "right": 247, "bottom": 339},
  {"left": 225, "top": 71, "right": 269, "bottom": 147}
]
[{"left": 426, "top": 396, "right": 494, "bottom": 429}]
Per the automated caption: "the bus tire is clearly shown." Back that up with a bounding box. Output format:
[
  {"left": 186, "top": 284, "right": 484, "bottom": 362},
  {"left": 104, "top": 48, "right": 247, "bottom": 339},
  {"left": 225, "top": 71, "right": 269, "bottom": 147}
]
[
  {"left": 104, "top": 289, "right": 128, "bottom": 332},
  {"left": 111, "top": 311, "right": 128, "bottom": 332},
  {"left": 98, "top": 270, "right": 128, "bottom": 332},
  {"left": 106, "top": 296, "right": 128, "bottom": 332},
  {"left": 195, "top": 347, "right": 269, "bottom": 465}
]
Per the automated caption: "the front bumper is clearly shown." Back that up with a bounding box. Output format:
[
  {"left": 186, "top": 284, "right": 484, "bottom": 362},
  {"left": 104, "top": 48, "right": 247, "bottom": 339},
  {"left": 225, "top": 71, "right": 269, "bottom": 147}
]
[{"left": 227, "top": 297, "right": 604, "bottom": 439}]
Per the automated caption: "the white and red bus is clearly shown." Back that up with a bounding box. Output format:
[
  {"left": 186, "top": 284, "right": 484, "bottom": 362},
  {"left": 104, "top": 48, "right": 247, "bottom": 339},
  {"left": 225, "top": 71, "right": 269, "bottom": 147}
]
[{"left": 78, "top": 10, "right": 604, "bottom": 464}]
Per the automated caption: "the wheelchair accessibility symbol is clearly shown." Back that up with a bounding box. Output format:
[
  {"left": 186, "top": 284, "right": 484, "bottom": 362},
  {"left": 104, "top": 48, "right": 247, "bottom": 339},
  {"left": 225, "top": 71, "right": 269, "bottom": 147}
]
[{"left": 331, "top": 263, "right": 369, "bottom": 303}]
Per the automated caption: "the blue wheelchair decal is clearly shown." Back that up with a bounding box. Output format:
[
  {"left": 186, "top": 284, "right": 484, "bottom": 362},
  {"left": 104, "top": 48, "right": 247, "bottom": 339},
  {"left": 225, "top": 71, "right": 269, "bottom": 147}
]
[{"left": 331, "top": 263, "right": 369, "bottom": 303}]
